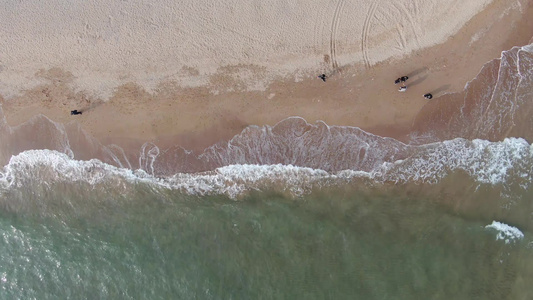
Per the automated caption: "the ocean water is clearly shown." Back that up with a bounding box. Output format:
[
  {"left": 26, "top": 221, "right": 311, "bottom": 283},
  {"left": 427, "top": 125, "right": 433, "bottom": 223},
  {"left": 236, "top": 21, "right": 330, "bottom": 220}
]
[{"left": 0, "top": 43, "right": 533, "bottom": 298}]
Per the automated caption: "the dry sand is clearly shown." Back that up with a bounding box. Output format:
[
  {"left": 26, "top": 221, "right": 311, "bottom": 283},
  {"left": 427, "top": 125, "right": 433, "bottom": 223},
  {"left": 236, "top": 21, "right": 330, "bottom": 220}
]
[{"left": 1, "top": 0, "right": 532, "bottom": 151}]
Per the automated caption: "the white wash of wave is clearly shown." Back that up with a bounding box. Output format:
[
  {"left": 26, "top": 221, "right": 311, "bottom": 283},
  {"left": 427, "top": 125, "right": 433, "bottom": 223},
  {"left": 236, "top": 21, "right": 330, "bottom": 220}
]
[
  {"left": 485, "top": 221, "right": 524, "bottom": 244},
  {"left": 0, "top": 137, "right": 531, "bottom": 199},
  {"left": 374, "top": 137, "right": 533, "bottom": 187},
  {"left": 168, "top": 164, "right": 335, "bottom": 198},
  {"left": 0, "top": 150, "right": 339, "bottom": 198},
  {"left": 0, "top": 149, "right": 152, "bottom": 188}
]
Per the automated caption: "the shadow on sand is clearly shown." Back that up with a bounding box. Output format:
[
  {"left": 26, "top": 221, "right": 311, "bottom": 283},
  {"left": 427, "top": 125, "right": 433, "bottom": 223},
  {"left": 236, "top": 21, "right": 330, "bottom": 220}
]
[
  {"left": 407, "top": 67, "right": 429, "bottom": 78},
  {"left": 430, "top": 84, "right": 451, "bottom": 95},
  {"left": 407, "top": 75, "right": 428, "bottom": 87}
]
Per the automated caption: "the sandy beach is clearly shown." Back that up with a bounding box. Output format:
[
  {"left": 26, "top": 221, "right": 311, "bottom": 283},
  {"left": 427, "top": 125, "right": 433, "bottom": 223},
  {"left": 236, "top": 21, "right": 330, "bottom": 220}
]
[{"left": 1, "top": 0, "right": 532, "bottom": 152}]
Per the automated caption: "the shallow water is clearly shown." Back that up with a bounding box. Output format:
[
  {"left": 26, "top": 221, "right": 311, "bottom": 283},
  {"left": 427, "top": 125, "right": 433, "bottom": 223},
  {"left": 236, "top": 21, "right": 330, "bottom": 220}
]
[{"left": 0, "top": 180, "right": 532, "bottom": 299}]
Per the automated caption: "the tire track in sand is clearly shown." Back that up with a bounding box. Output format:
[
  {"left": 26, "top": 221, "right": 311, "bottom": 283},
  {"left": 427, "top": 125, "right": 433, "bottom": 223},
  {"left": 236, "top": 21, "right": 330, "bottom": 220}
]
[
  {"left": 313, "top": 0, "right": 332, "bottom": 59},
  {"left": 329, "top": 0, "right": 346, "bottom": 69},
  {"left": 393, "top": 1, "right": 422, "bottom": 48},
  {"left": 361, "top": 1, "right": 380, "bottom": 69}
]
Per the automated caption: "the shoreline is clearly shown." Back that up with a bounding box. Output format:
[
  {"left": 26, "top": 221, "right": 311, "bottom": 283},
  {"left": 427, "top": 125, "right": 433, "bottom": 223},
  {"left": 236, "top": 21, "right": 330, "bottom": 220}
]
[{"left": 1, "top": 0, "right": 532, "bottom": 154}]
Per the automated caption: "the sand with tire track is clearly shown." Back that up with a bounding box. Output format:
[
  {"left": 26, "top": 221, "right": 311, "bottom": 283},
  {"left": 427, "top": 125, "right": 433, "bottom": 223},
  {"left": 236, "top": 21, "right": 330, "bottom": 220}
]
[
  {"left": 0, "top": 0, "right": 493, "bottom": 98},
  {"left": 1, "top": 0, "right": 532, "bottom": 151}
]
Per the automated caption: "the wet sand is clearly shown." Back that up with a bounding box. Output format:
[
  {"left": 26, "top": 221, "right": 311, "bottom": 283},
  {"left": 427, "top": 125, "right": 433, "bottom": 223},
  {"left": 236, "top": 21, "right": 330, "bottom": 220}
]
[{"left": 1, "top": 0, "right": 532, "bottom": 153}]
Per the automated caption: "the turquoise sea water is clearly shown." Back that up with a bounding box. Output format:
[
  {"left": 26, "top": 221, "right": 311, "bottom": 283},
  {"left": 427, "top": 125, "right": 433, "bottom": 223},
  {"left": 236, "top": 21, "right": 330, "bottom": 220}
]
[{"left": 0, "top": 178, "right": 531, "bottom": 299}]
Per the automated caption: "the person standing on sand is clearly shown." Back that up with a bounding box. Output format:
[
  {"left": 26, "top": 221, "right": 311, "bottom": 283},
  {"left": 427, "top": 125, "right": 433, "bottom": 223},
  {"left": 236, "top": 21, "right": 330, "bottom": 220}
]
[
  {"left": 395, "top": 76, "right": 408, "bottom": 84},
  {"left": 318, "top": 74, "right": 327, "bottom": 82},
  {"left": 424, "top": 93, "right": 433, "bottom": 99}
]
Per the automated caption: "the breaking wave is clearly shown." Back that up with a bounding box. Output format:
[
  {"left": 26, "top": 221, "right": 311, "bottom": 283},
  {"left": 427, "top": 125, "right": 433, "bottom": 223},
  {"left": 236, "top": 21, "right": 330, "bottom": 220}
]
[
  {"left": 485, "top": 221, "right": 525, "bottom": 244},
  {"left": 0, "top": 135, "right": 531, "bottom": 199}
]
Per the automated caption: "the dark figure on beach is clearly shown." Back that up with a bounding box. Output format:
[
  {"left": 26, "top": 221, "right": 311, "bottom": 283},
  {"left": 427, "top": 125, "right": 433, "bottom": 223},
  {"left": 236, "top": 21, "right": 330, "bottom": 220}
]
[
  {"left": 71, "top": 110, "right": 82, "bottom": 115},
  {"left": 395, "top": 76, "right": 408, "bottom": 84},
  {"left": 318, "top": 74, "right": 327, "bottom": 82},
  {"left": 424, "top": 93, "right": 433, "bottom": 99}
]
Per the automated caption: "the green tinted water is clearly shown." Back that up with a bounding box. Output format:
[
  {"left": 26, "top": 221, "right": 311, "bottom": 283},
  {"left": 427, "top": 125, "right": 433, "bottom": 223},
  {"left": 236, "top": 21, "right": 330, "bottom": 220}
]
[{"left": 0, "top": 183, "right": 531, "bottom": 299}]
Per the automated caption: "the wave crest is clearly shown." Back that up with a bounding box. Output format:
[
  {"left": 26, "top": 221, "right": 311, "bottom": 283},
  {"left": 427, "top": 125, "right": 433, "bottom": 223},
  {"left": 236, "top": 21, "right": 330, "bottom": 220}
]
[{"left": 1, "top": 135, "right": 531, "bottom": 199}]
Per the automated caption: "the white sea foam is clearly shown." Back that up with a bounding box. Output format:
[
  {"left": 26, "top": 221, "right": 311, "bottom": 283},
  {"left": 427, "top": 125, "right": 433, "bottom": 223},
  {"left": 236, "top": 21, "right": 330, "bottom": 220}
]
[
  {"left": 375, "top": 137, "right": 532, "bottom": 186},
  {"left": 0, "top": 150, "right": 338, "bottom": 198},
  {"left": 485, "top": 221, "right": 524, "bottom": 244},
  {"left": 0, "top": 150, "right": 148, "bottom": 188},
  {"left": 0, "top": 134, "right": 532, "bottom": 199}
]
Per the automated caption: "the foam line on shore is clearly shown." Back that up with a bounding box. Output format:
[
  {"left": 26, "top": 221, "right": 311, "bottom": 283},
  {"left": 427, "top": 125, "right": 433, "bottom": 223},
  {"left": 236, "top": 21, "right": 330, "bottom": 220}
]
[{"left": 1, "top": 135, "right": 531, "bottom": 199}]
